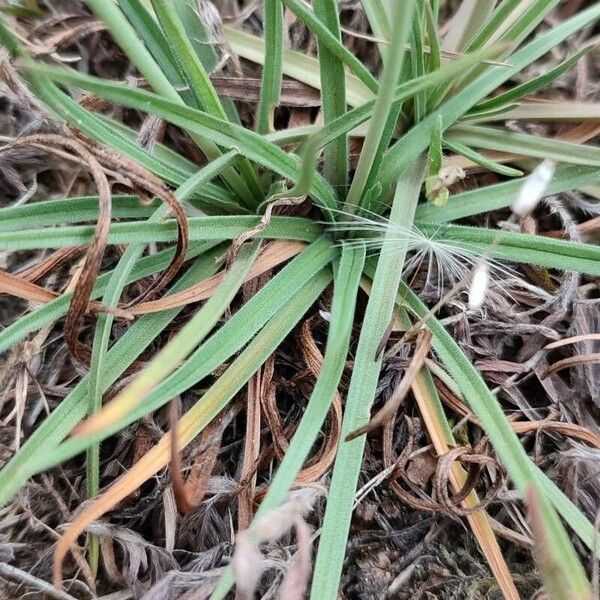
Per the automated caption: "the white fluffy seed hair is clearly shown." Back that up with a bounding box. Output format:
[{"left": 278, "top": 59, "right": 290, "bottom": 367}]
[
  {"left": 326, "top": 207, "right": 515, "bottom": 298},
  {"left": 511, "top": 158, "right": 556, "bottom": 217}
]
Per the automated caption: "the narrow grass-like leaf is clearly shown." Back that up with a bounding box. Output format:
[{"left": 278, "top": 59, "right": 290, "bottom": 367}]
[
  {"left": 211, "top": 243, "right": 365, "bottom": 600},
  {"left": 87, "top": 0, "right": 178, "bottom": 99},
  {"left": 73, "top": 240, "right": 262, "bottom": 439},
  {"left": 472, "top": 43, "right": 598, "bottom": 114},
  {"left": 312, "top": 158, "right": 425, "bottom": 599},
  {"left": 151, "top": 0, "right": 236, "bottom": 129},
  {"left": 52, "top": 269, "right": 332, "bottom": 586},
  {"left": 0, "top": 216, "right": 320, "bottom": 250},
  {"left": 416, "top": 221, "right": 600, "bottom": 275},
  {"left": 149, "top": 0, "right": 262, "bottom": 202},
  {"left": 423, "top": 0, "right": 441, "bottom": 72},
  {"left": 171, "top": 0, "right": 242, "bottom": 128},
  {"left": 83, "top": 0, "right": 255, "bottom": 203},
  {"left": 25, "top": 63, "right": 339, "bottom": 215},
  {"left": 0, "top": 195, "right": 153, "bottom": 231},
  {"left": 118, "top": 0, "right": 185, "bottom": 90},
  {"left": 380, "top": 4, "right": 600, "bottom": 184},
  {"left": 311, "top": 0, "right": 348, "bottom": 191},
  {"left": 282, "top": 0, "right": 378, "bottom": 95},
  {"left": 86, "top": 261, "right": 134, "bottom": 572},
  {"left": 343, "top": 0, "right": 415, "bottom": 213},
  {"left": 425, "top": 114, "right": 450, "bottom": 205},
  {"left": 428, "top": 114, "right": 444, "bottom": 177},
  {"left": 443, "top": 138, "right": 523, "bottom": 176},
  {"left": 256, "top": 0, "right": 283, "bottom": 135},
  {"left": 85, "top": 212, "right": 172, "bottom": 574},
  {"left": 149, "top": 0, "right": 226, "bottom": 119},
  {"left": 25, "top": 238, "right": 337, "bottom": 476},
  {"left": 527, "top": 486, "right": 588, "bottom": 600},
  {"left": 172, "top": 0, "right": 224, "bottom": 78},
  {"left": 425, "top": 115, "right": 449, "bottom": 206},
  {"left": 416, "top": 163, "right": 600, "bottom": 223},
  {"left": 447, "top": 125, "right": 600, "bottom": 167},
  {"left": 410, "top": 6, "right": 427, "bottom": 123}
]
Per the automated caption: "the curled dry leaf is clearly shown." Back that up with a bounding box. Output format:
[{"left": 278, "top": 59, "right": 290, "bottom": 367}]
[
  {"left": 226, "top": 196, "right": 306, "bottom": 267},
  {"left": 255, "top": 316, "right": 343, "bottom": 498},
  {"left": 433, "top": 444, "right": 504, "bottom": 517},
  {"left": 73, "top": 135, "right": 189, "bottom": 306},
  {"left": 293, "top": 317, "right": 342, "bottom": 484},
  {"left": 542, "top": 353, "right": 600, "bottom": 379},
  {"left": 4, "top": 133, "right": 112, "bottom": 364},
  {"left": 259, "top": 354, "right": 288, "bottom": 460}
]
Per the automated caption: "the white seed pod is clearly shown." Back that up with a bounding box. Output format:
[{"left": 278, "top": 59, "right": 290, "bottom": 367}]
[
  {"left": 511, "top": 159, "right": 556, "bottom": 217},
  {"left": 468, "top": 261, "right": 489, "bottom": 310}
]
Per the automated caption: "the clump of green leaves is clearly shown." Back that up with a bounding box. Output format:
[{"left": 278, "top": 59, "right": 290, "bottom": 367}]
[{"left": 0, "top": 1, "right": 599, "bottom": 598}]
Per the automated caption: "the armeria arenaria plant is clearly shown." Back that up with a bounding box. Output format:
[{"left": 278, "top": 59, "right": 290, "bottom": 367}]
[{"left": 0, "top": 1, "right": 599, "bottom": 598}]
